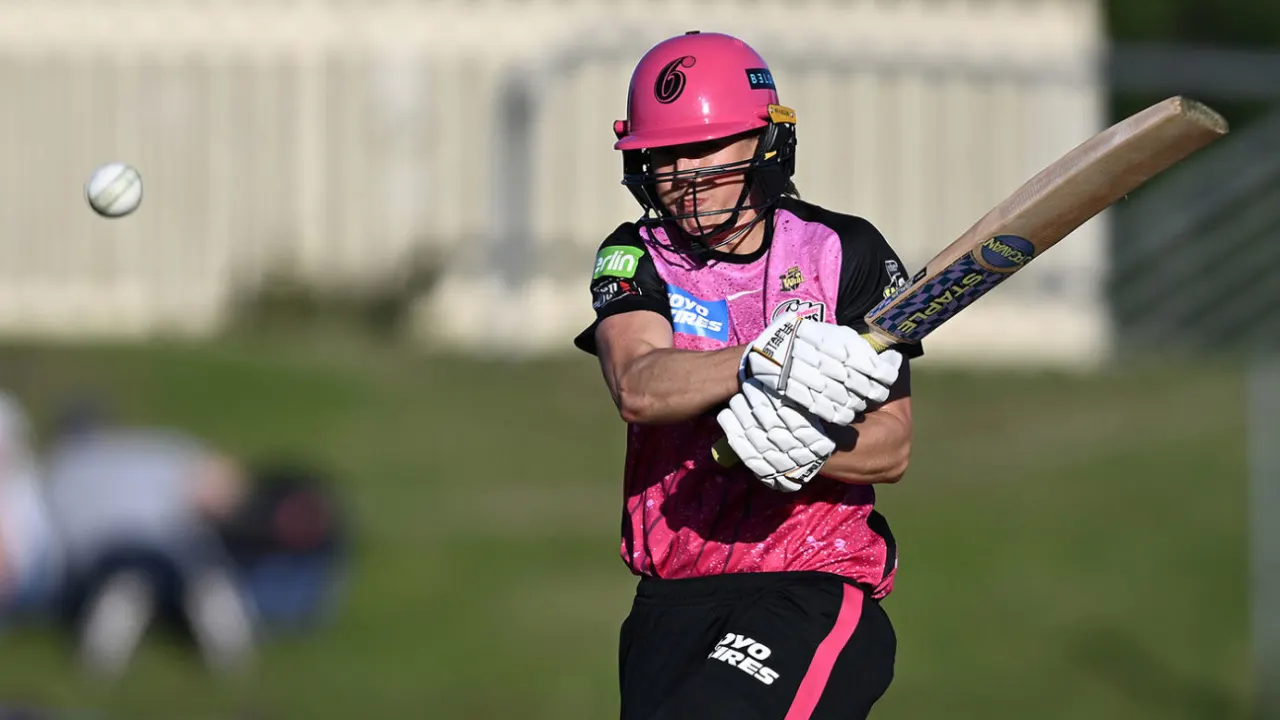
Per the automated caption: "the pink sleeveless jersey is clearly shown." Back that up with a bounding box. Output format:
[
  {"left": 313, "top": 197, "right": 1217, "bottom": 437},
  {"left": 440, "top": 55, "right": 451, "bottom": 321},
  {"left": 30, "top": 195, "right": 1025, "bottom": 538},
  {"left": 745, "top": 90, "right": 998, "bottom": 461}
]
[{"left": 575, "top": 197, "right": 922, "bottom": 599}]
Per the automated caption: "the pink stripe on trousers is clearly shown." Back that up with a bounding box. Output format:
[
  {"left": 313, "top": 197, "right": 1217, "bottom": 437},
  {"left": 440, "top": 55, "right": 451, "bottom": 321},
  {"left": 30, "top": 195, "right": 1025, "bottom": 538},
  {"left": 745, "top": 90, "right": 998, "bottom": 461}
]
[{"left": 783, "top": 584, "right": 864, "bottom": 720}]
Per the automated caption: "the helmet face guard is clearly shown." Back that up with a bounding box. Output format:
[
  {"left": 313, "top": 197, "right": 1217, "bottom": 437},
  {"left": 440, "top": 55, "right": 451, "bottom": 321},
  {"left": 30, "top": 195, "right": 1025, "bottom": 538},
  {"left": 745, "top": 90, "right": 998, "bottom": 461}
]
[
  {"left": 616, "top": 110, "right": 795, "bottom": 253},
  {"left": 613, "top": 32, "right": 798, "bottom": 255}
]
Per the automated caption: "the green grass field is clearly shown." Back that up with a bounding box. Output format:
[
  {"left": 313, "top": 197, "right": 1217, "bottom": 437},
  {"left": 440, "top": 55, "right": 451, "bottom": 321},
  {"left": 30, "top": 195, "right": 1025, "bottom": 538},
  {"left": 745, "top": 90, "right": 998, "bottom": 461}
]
[{"left": 0, "top": 337, "right": 1251, "bottom": 719}]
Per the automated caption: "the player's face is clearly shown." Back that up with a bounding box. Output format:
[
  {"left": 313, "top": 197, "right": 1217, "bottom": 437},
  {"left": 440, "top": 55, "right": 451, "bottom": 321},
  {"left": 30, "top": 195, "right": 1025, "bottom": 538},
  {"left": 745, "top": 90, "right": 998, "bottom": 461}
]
[{"left": 650, "top": 133, "right": 759, "bottom": 236}]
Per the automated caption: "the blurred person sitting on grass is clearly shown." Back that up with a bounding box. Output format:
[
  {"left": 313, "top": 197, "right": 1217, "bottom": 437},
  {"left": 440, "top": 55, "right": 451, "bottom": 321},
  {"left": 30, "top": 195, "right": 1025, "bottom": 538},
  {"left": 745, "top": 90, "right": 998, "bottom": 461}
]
[
  {"left": 0, "top": 392, "right": 62, "bottom": 630},
  {"left": 213, "top": 462, "right": 349, "bottom": 638},
  {"left": 42, "top": 398, "right": 258, "bottom": 679}
]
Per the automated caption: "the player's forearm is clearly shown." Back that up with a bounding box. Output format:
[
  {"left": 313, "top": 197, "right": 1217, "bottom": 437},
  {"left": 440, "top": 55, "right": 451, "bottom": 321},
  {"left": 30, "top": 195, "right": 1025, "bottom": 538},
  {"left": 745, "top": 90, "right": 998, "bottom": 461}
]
[
  {"left": 819, "top": 404, "right": 912, "bottom": 485},
  {"left": 616, "top": 345, "right": 744, "bottom": 425}
]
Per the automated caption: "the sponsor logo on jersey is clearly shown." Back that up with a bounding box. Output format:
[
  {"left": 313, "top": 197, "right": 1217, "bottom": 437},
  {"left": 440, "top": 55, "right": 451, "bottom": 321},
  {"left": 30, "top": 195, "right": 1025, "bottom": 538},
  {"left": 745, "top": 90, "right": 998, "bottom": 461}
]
[
  {"left": 882, "top": 259, "right": 909, "bottom": 299},
  {"left": 592, "top": 278, "right": 639, "bottom": 309},
  {"left": 772, "top": 298, "right": 826, "bottom": 323},
  {"left": 593, "top": 245, "right": 644, "bottom": 279},
  {"left": 779, "top": 265, "right": 804, "bottom": 292},
  {"left": 708, "top": 633, "right": 780, "bottom": 685},
  {"left": 667, "top": 285, "right": 729, "bottom": 341},
  {"left": 885, "top": 259, "right": 902, "bottom": 281}
]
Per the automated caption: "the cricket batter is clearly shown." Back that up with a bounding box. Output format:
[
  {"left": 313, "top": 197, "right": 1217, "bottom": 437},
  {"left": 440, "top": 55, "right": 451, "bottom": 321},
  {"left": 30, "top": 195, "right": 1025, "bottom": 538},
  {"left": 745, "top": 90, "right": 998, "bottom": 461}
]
[{"left": 574, "top": 31, "right": 921, "bottom": 720}]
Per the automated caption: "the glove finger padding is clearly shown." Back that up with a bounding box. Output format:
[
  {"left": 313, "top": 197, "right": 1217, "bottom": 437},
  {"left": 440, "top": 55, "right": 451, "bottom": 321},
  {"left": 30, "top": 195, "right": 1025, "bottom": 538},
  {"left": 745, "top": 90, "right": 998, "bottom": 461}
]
[
  {"left": 718, "top": 380, "right": 836, "bottom": 493},
  {"left": 726, "top": 394, "right": 784, "bottom": 478},
  {"left": 777, "top": 407, "right": 836, "bottom": 457},
  {"left": 781, "top": 380, "right": 860, "bottom": 428},
  {"left": 795, "top": 321, "right": 849, "bottom": 362},
  {"left": 717, "top": 405, "right": 780, "bottom": 480},
  {"left": 854, "top": 349, "right": 903, "bottom": 405},
  {"left": 835, "top": 336, "right": 902, "bottom": 404},
  {"left": 741, "top": 382, "right": 786, "bottom": 433},
  {"left": 742, "top": 314, "right": 871, "bottom": 426},
  {"left": 742, "top": 383, "right": 810, "bottom": 462},
  {"left": 789, "top": 342, "right": 845, "bottom": 383},
  {"left": 875, "top": 348, "right": 904, "bottom": 379}
]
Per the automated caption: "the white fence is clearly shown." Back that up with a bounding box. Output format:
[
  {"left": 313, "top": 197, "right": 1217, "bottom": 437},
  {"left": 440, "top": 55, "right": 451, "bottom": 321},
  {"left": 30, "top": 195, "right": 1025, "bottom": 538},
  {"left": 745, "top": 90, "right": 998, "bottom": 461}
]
[{"left": 0, "top": 0, "right": 1110, "bottom": 366}]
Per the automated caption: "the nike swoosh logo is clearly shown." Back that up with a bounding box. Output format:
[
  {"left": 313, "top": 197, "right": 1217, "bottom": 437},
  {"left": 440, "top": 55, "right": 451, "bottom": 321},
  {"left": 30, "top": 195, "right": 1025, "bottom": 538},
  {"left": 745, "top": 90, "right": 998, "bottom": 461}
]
[{"left": 726, "top": 288, "right": 762, "bottom": 301}]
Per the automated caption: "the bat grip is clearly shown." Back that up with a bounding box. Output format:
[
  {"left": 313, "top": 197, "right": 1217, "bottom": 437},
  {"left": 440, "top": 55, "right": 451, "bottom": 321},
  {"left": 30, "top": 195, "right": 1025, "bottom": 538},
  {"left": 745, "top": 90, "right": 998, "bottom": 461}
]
[{"left": 711, "top": 331, "right": 893, "bottom": 468}]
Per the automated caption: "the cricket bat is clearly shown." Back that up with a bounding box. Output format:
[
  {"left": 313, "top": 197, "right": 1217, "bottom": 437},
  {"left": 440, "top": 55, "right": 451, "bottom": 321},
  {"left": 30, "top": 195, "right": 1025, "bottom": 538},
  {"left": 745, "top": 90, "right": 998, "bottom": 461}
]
[{"left": 712, "top": 95, "right": 1229, "bottom": 467}]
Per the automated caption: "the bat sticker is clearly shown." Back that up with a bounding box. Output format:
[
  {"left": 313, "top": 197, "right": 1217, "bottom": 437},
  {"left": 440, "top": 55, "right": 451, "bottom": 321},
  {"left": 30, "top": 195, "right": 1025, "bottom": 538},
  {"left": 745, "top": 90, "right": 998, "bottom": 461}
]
[
  {"left": 973, "top": 235, "right": 1035, "bottom": 273},
  {"left": 868, "top": 254, "right": 1003, "bottom": 342}
]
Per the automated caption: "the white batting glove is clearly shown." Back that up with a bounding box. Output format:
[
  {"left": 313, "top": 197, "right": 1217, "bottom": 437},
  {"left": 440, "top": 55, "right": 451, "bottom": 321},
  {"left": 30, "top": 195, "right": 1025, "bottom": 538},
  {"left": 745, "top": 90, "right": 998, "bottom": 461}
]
[
  {"left": 740, "top": 313, "right": 904, "bottom": 426},
  {"left": 716, "top": 380, "right": 836, "bottom": 492}
]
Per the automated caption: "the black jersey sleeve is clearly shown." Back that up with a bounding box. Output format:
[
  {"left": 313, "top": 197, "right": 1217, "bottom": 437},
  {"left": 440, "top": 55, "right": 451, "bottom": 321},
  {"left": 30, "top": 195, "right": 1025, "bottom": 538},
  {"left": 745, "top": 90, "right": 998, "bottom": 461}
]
[
  {"left": 832, "top": 216, "right": 924, "bottom": 359},
  {"left": 572, "top": 223, "right": 671, "bottom": 356}
]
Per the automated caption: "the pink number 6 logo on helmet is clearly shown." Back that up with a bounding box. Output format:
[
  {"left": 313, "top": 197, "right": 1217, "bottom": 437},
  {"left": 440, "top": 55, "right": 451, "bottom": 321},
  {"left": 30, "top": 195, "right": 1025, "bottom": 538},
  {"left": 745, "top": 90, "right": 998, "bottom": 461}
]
[{"left": 654, "top": 56, "right": 697, "bottom": 104}]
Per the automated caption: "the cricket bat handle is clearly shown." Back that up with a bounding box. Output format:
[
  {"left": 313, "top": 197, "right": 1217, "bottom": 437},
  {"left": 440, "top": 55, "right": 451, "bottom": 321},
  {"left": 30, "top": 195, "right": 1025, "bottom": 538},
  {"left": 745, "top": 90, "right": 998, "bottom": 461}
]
[{"left": 711, "top": 329, "right": 897, "bottom": 468}]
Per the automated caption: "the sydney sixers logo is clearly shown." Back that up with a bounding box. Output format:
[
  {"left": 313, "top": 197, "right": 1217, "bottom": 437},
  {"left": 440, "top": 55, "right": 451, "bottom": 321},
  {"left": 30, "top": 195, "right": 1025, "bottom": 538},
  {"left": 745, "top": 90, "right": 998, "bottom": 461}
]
[
  {"left": 654, "top": 56, "right": 696, "bottom": 104},
  {"left": 773, "top": 298, "right": 826, "bottom": 323}
]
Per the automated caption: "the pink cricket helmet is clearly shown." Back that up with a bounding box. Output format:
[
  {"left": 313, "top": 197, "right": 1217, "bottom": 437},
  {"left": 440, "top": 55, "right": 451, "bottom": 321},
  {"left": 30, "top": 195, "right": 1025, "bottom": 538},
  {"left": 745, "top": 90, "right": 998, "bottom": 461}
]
[{"left": 614, "top": 31, "right": 782, "bottom": 151}]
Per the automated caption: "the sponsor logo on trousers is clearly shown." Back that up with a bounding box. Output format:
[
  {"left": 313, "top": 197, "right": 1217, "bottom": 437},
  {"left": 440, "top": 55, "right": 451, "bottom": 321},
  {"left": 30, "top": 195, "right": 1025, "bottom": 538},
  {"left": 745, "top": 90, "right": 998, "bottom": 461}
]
[{"left": 708, "top": 633, "right": 780, "bottom": 685}]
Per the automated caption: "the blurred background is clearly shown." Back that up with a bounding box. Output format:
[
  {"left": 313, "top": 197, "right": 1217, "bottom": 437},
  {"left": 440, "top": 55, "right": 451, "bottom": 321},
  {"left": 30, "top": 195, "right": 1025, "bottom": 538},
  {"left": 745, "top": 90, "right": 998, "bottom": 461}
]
[{"left": 0, "top": 0, "right": 1275, "bottom": 718}]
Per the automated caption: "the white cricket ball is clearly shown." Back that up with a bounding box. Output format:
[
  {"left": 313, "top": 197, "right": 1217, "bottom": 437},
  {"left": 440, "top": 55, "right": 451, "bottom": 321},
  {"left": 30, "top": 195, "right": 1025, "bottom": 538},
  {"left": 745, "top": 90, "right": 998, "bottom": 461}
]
[{"left": 84, "top": 162, "right": 143, "bottom": 218}]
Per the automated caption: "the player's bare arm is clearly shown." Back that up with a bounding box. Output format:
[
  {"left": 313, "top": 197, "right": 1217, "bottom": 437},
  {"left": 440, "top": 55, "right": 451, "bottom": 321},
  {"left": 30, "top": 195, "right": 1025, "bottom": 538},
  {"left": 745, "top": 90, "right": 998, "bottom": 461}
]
[
  {"left": 595, "top": 311, "right": 743, "bottom": 425},
  {"left": 820, "top": 362, "right": 913, "bottom": 485}
]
